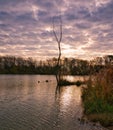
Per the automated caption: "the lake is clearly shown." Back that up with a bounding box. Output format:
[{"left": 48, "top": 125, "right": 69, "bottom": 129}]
[{"left": 0, "top": 75, "right": 106, "bottom": 130}]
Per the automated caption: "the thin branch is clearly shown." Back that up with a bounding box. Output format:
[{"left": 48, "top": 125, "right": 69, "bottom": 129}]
[{"left": 52, "top": 14, "right": 62, "bottom": 86}]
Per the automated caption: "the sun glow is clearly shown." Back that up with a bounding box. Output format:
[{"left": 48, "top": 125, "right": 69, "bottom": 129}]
[
  {"left": 62, "top": 44, "right": 75, "bottom": 57},
  {"left": 45, "top": 27, "right": 52, "bottom": 32}
]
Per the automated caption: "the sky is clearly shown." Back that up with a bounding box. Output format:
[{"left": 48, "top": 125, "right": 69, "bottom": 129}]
[{"left": 0, "top": 0, "right": 113, "bottom": 60}]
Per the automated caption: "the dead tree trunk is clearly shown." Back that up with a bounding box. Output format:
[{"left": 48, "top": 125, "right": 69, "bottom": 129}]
[{"left": 53, "top": 15, "right": 62, "bottom": 88}]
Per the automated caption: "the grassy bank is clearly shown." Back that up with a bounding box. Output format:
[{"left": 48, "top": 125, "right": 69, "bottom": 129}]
[{"left": 82, "top": 66, "right": 113, "bottom": 127}]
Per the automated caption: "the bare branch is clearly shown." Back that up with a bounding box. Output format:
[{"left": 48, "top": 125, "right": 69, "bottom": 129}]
[
  {"left": 53, "top": 19, "right": 59, "bottom": 43},
  {"left": 52, "top": 14, "right": 62, "bottom": 86}
]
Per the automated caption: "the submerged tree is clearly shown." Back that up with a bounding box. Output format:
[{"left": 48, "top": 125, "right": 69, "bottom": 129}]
[{"left": 53, "top": 13, "right": 62, "bottom": 89}]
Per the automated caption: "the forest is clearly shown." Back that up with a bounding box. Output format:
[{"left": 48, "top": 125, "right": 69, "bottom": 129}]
[{"left": 0, "top": 55, "right": 113, "bottom": 75}]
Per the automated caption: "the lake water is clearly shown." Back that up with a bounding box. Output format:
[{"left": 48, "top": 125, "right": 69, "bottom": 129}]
[{"left": 0, "top": 75, "right": 106, "bottom": 130}]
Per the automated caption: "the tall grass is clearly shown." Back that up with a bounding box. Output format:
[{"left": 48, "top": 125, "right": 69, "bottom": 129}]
[{"left": 82, "top": 66, "right": 113, "bottom": 126}]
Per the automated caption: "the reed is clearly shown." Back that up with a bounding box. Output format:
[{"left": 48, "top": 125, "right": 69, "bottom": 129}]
[{"left": 82, "top": 66, "right": 113, "bottom": 126}]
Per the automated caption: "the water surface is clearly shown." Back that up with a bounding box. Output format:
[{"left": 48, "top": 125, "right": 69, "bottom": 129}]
[{"left": 0, "top": 75, "right": 106, "bottom": 130}]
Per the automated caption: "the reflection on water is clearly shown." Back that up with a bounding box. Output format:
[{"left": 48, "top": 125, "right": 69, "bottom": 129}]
[
  {"left": 59, "top": 86, "right": 82, "bottom": 114},
  {"left": 0, "top": 75, "right": 106, "bottom": 130}
]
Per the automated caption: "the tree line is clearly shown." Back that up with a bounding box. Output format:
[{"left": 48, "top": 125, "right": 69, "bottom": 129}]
[{"left": 0, "top": 55, "right": 112, "bottom": 75}]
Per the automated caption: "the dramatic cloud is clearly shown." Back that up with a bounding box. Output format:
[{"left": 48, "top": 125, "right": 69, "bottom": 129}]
[{"left": 0, "top": 0, "right": 113, "bottom": 60}]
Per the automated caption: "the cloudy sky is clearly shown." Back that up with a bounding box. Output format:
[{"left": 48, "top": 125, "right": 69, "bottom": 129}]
[{"left": 0, "top": 0, "right": 113, "bottom": 60}]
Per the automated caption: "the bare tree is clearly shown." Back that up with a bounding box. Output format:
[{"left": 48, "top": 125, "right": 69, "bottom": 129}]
[{"left": 53, "top": 14, "right": 62, "bottom": 89}]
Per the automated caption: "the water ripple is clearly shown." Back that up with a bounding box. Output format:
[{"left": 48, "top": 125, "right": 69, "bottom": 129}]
[{"left": 0, "top": 75, "right": 107, "bottom": 130}]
